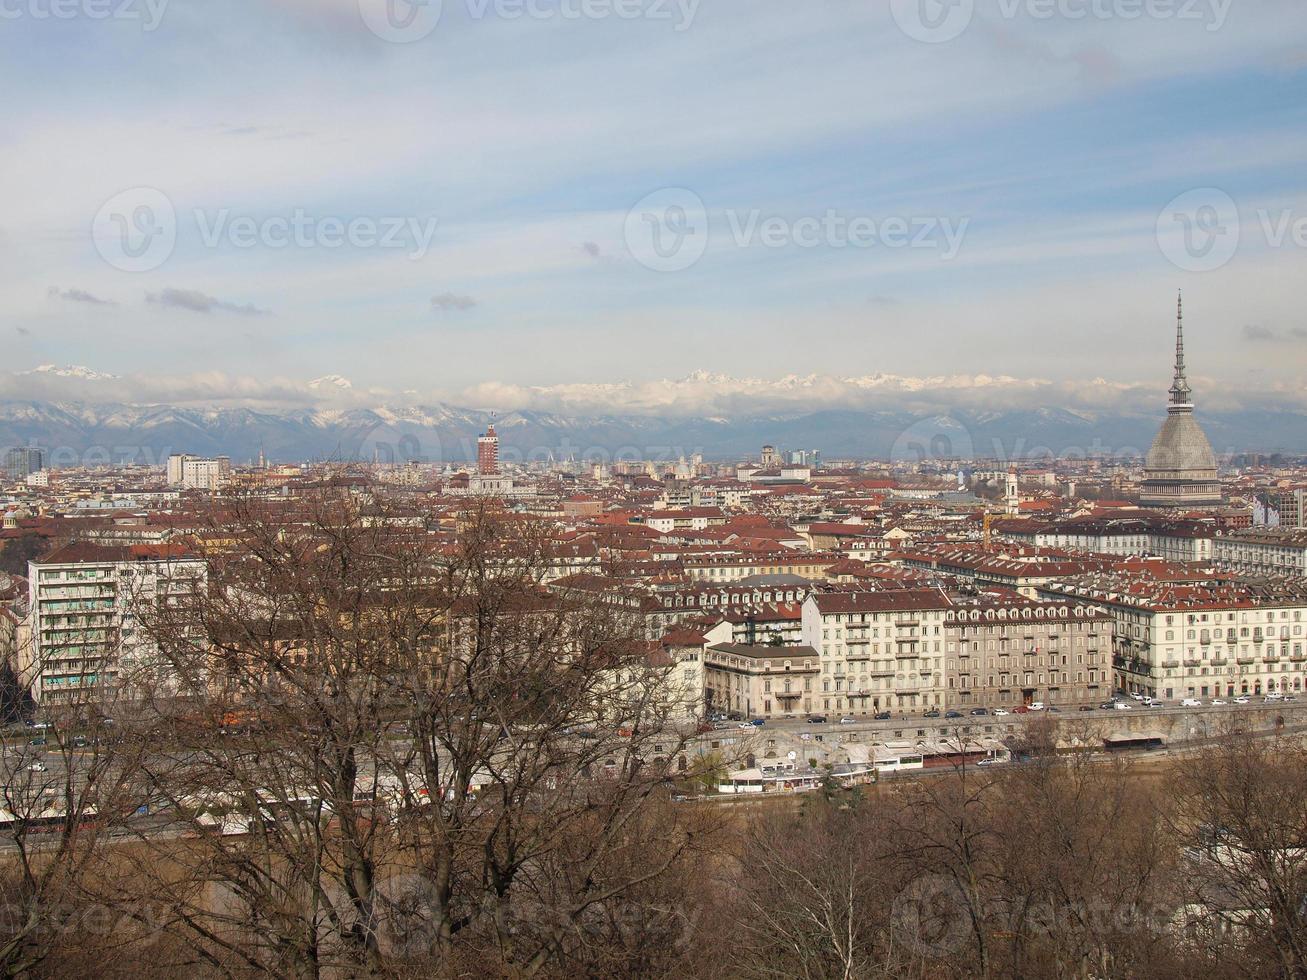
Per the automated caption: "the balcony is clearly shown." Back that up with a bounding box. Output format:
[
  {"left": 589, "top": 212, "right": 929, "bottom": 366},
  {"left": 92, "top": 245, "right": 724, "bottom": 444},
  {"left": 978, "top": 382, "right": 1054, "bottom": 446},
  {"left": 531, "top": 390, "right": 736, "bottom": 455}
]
[
  {"left": 895, "top": 650, "right": 918, "bottom": 660},
  {"left": 1237, "top": 656, "right": 1255, "bottom": 665},
  {"left": 1211, "top": 658, "right": 1229, "bottom": 666},
  {"left": 846, "top": 650, "right": 870, "bottom": 661},
  {"left": 1183, "top": 659, "right": 1201, "bottom": 668}
]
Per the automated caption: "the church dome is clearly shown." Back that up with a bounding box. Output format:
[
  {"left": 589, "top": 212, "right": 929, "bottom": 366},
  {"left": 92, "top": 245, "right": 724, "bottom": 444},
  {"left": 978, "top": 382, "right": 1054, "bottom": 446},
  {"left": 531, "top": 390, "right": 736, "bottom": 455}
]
[{"left": 1145, "top": 413, "right": 1217, "bottom": 476}]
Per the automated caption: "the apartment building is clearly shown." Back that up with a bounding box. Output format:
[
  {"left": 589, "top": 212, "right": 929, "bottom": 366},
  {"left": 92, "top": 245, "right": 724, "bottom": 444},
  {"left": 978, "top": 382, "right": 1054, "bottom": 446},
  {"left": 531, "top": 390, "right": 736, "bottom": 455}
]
[
  {"left": 800, "top": 590, "right": 952, "bottom": 715},
  {"left": 943, "top": 597, "right": 1112, "bottom": 709},
  {"left": 1042, "top": 576, "right": 1307, "bottom": 700},
  {"left": 24, "top": 543, "right": 206, "bottom": 705},
  {"left": 166, "top": 454, "right": 232, "bottom": 491},
  {"left": 702, "top": 642, "right": 821, "bottom": 719},
  {"left": 1213, "top": 527, "right": 1307, "bottom": 576}
]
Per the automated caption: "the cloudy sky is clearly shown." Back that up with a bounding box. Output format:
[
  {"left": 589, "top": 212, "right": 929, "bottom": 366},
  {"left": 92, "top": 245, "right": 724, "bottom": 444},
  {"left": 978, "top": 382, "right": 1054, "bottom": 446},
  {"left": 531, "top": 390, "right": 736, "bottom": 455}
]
[{"left": 3, "top": 0, "right": 1307, "bottom": 415}]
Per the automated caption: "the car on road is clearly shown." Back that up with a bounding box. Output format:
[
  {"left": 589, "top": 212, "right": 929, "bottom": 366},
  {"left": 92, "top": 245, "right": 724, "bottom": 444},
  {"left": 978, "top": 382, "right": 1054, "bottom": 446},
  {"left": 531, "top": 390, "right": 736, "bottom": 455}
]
[
  {"left": 1028, "top": 702, "right": 1045, "bottom": 711},
  {"left": 1012, "top": 705, "right": 1030, "bottom": 714},
  {"left": 874, "top": 711, "right": 892, "bottom": 720},
  {"left": 28, "top": 737, "right": 46, "bottom": 746},
  {"left": 1210, "top": 698, "right": 1227, "bottom": 705},
  {"left": 922, "top": 709, "right": 941, "bottom": 718},
  {"left": 737, "top": 722, "right": 754, "bottom": 730},
  {"left": 976, "top": 758, "right": 999, "bottom": 766},
  {"left": 807, "top": 715, "right": 828, "bottom": 724},
  {"left": 750, "top": 718, "right": 766, "bottom": 726},
  {"left": 1233, "top": 696, "right": 1251, "bottom": 704},
  {"left": 1112, "top": 702, "right": 1132, "bottom": 710},
  {"left": 945, "top": 710, "right": 963, "bottom": 719},
  {"left": 1264, "top": 694, "right": 1283, "bottom": 703},
  {"left": 1129, "top": 693, "right": 1144, "bottom": 701},
  {"left": 1079, "top": 705, "right": 1095, "bottom": 711},
  {"left": 969, "top": 707, "right": 988, "bottom": 716},
  {"left": 1181, "top": 698, "right": 1202, "bottom": 707},
  {"left": 992, "top": 708, "right": 1009, "bottom": 716},
  {"left": 27, "top": 762, "right": 47, "bottom": 773},
  {"left": 839, "top": 717, "right": 856, "bottom": 725}
]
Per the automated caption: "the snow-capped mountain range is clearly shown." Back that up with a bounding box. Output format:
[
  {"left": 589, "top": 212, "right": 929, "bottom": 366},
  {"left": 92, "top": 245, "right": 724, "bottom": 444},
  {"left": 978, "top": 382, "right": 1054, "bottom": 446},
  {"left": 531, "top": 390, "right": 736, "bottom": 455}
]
[{"left": 1, "top": 399, "right": 1305, "bottom": 465}]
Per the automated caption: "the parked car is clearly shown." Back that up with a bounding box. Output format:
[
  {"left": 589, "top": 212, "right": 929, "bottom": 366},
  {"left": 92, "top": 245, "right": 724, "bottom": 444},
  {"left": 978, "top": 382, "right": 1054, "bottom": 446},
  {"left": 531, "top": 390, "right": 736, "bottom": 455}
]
[
  {"left": 1112, "top": 702, "right": 1132, "bottom": 710},
  {"left": 27, "top": 762, "right": 47, "bottom": 773},
  {"left": 1078, "top": 705, "right": 1095, "bottom": 712},
  {"left": 922, "top": 709, "right": 941, "bottom": 719},
  {"left": 1129, "top": 693, "right": 1144, "bottom": 701},
  {"left": 1210, "top": 698, "right": 1227, "bottom": 705},
  {"left": 976, "top": 758, "right": 999, "bottom": 766},
  {"left": 969, "top": 707, "right": 988, "bottom": 716},
  {"left": 28, "top": 737, "right": 46, "bottom": 746},
  {"left": 1028, "top": 702, "right": 1045, "bottom": 711},
  {"left": 807, "top": 715, "right": 828, "bottom": 724},
  {"left": 874, "top": 711, "right": 892, "bottom": 720},
  {"left": 750, "top": 718, "right": 766, "bottom": 727},
  {"left": 992, "top": 708, "right": 1009, "bottom": 717},
  {"left": 1181, "top": 698, "right": 1202, "bottom": 707},
  {"left": 1012, "top": 705, "right": 1030, "bottom": 714},
  {"left": 839, "top": 717, "right": 856, "bottom": 725},
  {"left": 1233, "top": 696, "right": 1251, "bottom": 704},
  {"left": 944, "top": 710, "right": 963, "bottom": 719}
]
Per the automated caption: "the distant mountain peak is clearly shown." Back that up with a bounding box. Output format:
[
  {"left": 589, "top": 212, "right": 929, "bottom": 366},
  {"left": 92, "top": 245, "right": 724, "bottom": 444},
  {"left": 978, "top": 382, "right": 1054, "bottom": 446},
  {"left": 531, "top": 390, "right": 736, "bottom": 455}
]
[
  {"left": 22, "top": 364, "right": 119, "bottom": 381},
  {"left": 309, "top": 375, "right": 354, "bottom": 391}
]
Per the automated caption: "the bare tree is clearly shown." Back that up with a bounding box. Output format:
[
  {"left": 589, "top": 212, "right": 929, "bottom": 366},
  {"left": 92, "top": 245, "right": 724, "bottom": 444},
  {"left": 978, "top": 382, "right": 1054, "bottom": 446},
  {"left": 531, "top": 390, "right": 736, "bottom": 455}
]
[
  {"left": 1170, "top": 733, "right": 1307, "bottom": 979},
  {"left": 119, "top": 487, "right": 710, "bottom": 978}
]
